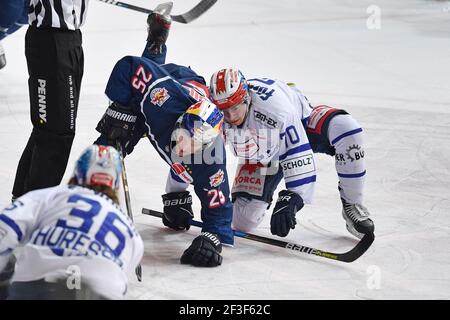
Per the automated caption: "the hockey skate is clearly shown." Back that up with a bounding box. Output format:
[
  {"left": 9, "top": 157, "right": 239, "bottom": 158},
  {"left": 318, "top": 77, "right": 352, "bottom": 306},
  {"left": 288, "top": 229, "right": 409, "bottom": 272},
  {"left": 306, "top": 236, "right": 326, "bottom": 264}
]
[
  {"left": 0, "top": 42, "right": 6, "bottom": 70},
  {"left": 146, "top": 2, "right": 173, "bottom": 55},
  {"left": 341, "top": 197, "right": 374, "bottom": 239}
]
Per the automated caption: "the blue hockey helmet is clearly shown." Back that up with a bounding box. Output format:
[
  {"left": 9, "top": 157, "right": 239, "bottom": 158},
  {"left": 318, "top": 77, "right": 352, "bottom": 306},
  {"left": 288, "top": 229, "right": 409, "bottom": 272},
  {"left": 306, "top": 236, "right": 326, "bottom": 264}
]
[
  {"left": 73, "top": 145, "right": 122, "bottom": 191},
  {"left": 171, "top": 99, "right": 224, "bottom": 157}
]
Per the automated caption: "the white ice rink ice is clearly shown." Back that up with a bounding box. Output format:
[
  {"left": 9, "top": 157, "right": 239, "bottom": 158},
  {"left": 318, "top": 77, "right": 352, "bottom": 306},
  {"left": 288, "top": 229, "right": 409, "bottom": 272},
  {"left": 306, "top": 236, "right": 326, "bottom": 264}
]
[{"left": 1, "top": 0, "right": 449, "bottom": 300}]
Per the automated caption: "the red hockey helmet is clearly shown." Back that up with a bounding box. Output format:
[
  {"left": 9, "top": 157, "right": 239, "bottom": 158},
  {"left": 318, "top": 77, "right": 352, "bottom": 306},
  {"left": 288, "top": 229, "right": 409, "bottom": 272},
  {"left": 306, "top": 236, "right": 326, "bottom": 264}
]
[{"left": 210, "top": 68, "right": 249, "bottom": 110}]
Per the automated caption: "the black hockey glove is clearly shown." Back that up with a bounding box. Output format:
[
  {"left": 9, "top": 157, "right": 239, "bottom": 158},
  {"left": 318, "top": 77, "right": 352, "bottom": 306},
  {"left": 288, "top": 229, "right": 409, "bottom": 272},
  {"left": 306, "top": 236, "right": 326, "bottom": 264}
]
[
  {"left": 180, "top": 232, "right": 223, "bottom": 267},
  {"left": 96, "top": 102, "right": 137, "bottom": 154},
  {"left": 147, "top": 11, "right": 171, "bottom": 55},
  {"left": 270, "top": 190, "right": 304, "bottom": 237},
  {"left": 0, "top": 255, "right": 16, "bottom": 300},
  {"left": 162, "top": 191, "right": 194, "bottom": 231}
]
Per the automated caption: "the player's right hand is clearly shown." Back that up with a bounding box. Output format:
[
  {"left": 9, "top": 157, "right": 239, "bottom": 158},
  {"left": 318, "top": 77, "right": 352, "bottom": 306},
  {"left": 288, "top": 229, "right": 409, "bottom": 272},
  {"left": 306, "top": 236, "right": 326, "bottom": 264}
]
[
  {"left": 95, "top": 102, "right": 137, "bottom": 152},
  {"left": 162, "top": 191, "right": 194, "bottom": 230},
  {"left": 180, "top": 232, "right": 223, "bottom": 267},
  {"left": 270, "top": 190, "right": 304, "bottom": 237}
]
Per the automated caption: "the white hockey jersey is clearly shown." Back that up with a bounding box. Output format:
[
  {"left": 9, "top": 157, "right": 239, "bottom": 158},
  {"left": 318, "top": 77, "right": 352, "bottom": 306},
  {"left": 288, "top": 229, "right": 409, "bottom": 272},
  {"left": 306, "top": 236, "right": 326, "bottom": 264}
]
[
  {"left": 224, "top": 78, "right": 316, "bottom": 203},
  {"left": 0, "top": 185, "right": 143, "bottom": 299}
]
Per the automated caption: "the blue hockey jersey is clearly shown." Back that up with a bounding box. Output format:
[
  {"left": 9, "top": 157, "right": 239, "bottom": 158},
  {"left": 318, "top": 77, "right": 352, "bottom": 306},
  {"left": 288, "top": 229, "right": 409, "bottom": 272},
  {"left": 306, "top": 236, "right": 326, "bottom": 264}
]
[{"left": 98, "top": 44, "right": 234, "bottom": 245}]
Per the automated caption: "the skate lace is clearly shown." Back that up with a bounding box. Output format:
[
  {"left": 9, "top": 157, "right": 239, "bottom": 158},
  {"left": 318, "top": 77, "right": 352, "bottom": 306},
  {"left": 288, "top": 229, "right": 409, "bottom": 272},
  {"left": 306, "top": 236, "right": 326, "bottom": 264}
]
[{"left": 344, "top": 203, "right": 370, "bottom": 222}]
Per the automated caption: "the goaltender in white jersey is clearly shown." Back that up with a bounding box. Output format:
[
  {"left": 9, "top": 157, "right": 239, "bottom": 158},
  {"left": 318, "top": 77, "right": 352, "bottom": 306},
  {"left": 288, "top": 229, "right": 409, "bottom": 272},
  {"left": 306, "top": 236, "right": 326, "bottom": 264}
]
[
  {"left": 210, "top": 68, "right": 374, "bottom": 239},
  {"left": 0, "top": 145, "right": 143, "bottom": 300}
]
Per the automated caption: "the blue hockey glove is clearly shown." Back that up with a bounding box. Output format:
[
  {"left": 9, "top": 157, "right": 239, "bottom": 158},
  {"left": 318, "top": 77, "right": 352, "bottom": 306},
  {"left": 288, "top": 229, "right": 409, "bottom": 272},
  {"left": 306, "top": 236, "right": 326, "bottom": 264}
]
[
  {"left": 270, "top": 190, "right": 304, "bottom": 237},
  {"left": 162, "top": 191, "right": 194, "bottom": 231}
]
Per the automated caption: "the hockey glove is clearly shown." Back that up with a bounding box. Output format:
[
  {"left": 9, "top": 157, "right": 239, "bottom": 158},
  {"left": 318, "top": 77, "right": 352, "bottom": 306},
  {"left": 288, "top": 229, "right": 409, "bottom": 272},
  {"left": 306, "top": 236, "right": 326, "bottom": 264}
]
[
  {"left": 270, "top": 190, "right": 304, "bottom": 237},
  {"left": 96, "top": 102, "right": 137, "bottom": 154},
  {"left": 162, "top": 191, "right": 194, "bottom": 231},
  {"left": 180, "top": 232, "right": 223, "bottom": 267},
  {"left": 0, "top": 255, "right": 16, "bottom": 300}
]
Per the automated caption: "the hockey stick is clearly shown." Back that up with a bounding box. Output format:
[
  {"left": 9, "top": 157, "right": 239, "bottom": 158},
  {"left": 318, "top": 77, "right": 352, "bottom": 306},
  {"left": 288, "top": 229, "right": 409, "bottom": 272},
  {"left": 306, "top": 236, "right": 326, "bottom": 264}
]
[
  {"left": 116, "top": 142, "right": 142, "bottom": 282},
  {"left": 96, "top": 0, "right": 217, "bottom": 24},
  {"left": 142, "top": 208, "right": 375, "bottom": 263}
]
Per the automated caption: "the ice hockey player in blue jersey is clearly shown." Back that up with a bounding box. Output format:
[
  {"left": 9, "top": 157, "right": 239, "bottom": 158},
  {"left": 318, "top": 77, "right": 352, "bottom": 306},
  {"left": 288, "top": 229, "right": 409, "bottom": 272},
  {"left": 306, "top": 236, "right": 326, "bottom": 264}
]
[
  {"left": 209, "top": 68, "right": 374, "bottom": 239},
  {"left": 95, "top": 8, "right": 232, "bottom": 267},
  {"left": 0, "top": 145, "right": 144, "bottom": 300},
  {"left": 0, "top": 0, "right": 29, "bottom": 69}
]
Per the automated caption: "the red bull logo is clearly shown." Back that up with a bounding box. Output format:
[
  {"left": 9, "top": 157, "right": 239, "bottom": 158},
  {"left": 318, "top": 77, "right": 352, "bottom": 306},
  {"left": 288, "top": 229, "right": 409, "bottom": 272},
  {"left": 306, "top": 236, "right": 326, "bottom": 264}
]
[{"left": 150, "top": 87, "right": 170, "bottom": 107}]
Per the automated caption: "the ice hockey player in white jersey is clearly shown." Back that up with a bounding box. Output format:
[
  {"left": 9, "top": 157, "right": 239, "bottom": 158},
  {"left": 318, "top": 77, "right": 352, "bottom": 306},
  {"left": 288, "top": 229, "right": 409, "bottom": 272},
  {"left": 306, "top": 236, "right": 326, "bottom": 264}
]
[
  {"left": 0, "top": 145, "right": 144, "bottom": 300},
  {"left": 209, "top": 68, "right": 374, "bottom": 239}
]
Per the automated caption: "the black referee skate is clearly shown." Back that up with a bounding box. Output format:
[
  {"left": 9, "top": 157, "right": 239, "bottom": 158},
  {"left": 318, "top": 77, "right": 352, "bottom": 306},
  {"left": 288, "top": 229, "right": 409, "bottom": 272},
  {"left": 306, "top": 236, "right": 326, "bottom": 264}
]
[
  {"left": 0, "top": 42, "right": 6, "bottom": 70},
  {"left": 146, "top": 2, "right": 173, "bottom": 55},
  {"left": 341, "top": 197, "right": 374, "bottom": 239}
]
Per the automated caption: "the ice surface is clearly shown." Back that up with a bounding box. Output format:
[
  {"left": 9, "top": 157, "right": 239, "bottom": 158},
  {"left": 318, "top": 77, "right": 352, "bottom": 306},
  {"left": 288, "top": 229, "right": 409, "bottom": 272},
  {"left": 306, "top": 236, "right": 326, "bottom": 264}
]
[{"left": 1, "top": 0, "right": 449, "bottom": 299}]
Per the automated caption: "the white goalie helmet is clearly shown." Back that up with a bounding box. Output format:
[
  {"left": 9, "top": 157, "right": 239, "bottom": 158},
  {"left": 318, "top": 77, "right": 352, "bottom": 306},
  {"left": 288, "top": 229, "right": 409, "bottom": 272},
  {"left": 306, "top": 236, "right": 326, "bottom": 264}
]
[
  {"left": 73, "top": 145, "right": 122, "bottom": 191},
  {"left": 209, "top": 68, "right": 250, "bottom": 110}
]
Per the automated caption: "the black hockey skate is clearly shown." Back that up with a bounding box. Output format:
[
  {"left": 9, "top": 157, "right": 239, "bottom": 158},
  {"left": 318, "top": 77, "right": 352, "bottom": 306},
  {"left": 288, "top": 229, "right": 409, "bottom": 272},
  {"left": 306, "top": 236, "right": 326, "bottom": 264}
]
[
  {"left": 341, "top": 197, "right": 374, "bottom": 239},
  {"left": 146, "top": 2, "right": 173, "bottom": 55},
  {"left": 0, "top": 42, "right": 6, "bottom": 70}
]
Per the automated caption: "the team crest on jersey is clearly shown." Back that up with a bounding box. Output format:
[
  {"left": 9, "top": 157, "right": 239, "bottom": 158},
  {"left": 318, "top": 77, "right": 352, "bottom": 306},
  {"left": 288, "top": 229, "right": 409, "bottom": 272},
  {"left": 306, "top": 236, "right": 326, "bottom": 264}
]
[
  {"left": 209, "top": 169, "right": 225, "bottom": 187},
  {"left": 150, "top": 87, "right": 170, "bottom": 107}
]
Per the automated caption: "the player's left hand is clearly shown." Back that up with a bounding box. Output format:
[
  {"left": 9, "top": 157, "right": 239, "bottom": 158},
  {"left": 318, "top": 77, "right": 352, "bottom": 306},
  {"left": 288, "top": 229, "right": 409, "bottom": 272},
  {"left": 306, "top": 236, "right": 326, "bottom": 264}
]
[
  {"left": 162, "top": 191, "right": 194, "bottom": 230},
  {"left": 270, "top": 190, "right": 304, "bottom": 237}
]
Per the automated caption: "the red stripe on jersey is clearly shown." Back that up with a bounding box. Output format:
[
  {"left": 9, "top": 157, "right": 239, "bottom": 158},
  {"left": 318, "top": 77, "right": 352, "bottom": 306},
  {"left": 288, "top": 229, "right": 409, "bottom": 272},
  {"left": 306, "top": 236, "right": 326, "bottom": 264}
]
[{"left": 307, "top": 105, "right": 338, "bottom": 134}]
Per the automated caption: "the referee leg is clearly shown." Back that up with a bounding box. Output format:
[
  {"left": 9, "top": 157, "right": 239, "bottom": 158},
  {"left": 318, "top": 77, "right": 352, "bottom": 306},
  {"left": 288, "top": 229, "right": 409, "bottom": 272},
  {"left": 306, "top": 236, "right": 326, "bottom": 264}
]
[{"left": 12, "top": 26, "right": 83, "bottom": 197}]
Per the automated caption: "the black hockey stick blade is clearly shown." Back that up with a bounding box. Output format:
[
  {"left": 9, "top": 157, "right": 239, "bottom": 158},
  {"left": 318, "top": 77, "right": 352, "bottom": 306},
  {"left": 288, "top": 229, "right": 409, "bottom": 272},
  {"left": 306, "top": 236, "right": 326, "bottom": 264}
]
[
  {"left": 142, "top": 208, "right": 374, "bottom": 263},
  {"left": 97, "top": 0, "right": 217, "bottom": 24},
  {"left": 171, "top": 0, "right": 217, "bottom": 23}
]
